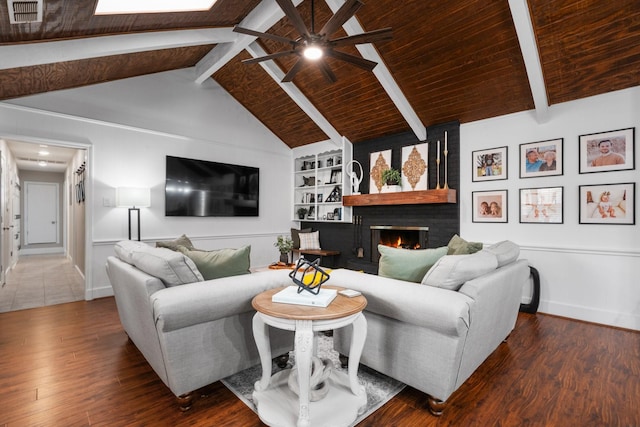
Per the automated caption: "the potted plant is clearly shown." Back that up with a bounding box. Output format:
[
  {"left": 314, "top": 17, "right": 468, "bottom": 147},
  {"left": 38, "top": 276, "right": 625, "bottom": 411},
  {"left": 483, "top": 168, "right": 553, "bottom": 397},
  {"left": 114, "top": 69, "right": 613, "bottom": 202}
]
[
  {"left": 297, "top": 207, "right": 308, "bottom": 220},
  {"left": 381, "top": 168, "right": 402, "bottom": 193},
  {"left": 274, "top": 235, "right": 294, "bottom": 264}
]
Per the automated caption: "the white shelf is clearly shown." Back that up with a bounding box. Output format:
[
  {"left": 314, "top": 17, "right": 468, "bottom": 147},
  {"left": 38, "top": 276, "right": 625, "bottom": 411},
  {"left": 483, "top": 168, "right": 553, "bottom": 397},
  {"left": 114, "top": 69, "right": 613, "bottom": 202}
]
[{"left": 292, "top": 140, "right": 352, "bottom": 223}]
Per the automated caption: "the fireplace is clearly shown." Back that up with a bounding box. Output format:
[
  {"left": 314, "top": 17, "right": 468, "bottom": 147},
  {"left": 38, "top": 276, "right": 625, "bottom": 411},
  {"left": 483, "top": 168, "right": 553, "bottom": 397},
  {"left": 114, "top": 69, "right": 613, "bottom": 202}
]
[{"left": 370, "top": 226, "right": 429, "bottom": 262}]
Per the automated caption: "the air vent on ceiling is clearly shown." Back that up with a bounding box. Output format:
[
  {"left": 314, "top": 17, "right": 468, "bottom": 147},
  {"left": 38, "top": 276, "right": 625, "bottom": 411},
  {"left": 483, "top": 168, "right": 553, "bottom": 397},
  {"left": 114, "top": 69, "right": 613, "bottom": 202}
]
[{"left": 7, "top": 0, "right": 42, "bottom": 24}]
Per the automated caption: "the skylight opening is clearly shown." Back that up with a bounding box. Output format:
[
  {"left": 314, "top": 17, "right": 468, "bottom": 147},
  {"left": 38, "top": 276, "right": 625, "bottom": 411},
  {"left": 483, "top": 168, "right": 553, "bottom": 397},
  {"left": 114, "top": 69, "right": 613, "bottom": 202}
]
[{"left": 95, "top": 0, "right": 217, "bottom": 15}]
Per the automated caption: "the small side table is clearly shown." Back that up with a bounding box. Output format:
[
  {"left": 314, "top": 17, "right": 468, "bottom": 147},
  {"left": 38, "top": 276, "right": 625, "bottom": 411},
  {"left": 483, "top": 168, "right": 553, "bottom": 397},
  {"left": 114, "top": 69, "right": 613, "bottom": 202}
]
[{"left": 252, "top": 286, "right": 367, "bottom": 427}]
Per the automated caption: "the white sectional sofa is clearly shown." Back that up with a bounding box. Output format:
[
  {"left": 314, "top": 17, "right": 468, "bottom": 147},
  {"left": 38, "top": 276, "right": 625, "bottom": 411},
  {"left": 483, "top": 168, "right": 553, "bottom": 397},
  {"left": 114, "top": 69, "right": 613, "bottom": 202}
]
[
  {"left": 105, "top": 240, "right": 295, "bottom": 410},
  {"left": 106, "top": 237, "right": 528, "bottom": 416},
  {"left": 330, "top": 240, "right": 529, "bottom": 415}
]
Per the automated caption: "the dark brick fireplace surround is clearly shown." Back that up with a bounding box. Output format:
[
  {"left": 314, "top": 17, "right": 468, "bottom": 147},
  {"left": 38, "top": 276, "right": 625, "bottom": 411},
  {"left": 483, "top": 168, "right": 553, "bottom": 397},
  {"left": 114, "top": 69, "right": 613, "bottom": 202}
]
[{"left": 301, "top": 121, "right": 460, "bottom": 273}]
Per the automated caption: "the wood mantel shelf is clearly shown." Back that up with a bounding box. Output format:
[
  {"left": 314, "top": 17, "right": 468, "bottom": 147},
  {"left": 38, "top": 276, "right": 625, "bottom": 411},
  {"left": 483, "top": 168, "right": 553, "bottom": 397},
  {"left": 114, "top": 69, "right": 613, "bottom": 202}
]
[{"left": 343, "top": 189, "right": 457, "bottom": 206}]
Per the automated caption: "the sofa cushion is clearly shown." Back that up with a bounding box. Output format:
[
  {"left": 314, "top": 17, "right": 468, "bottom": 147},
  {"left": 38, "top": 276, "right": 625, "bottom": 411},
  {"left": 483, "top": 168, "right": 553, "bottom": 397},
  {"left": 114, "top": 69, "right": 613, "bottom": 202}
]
[
  {"left": 447, "top": 234, "right": 483, "bottom": 255},
  {"left": 422, "top": 251, "right": 499, "bottom": 291},
  {"left": 482, "top": 240, "right": 519, "bottom": 267},
  {"left": 130, "top": 247, "right": 204, "bottom": 287},
  {"left": 291, "top": 228, "right": 312, "bottom": 249},
  {"left": 177, "top": 245, "right": 251, "bottom": 280},
  {"left": 299, "top": 231, "right": 321, "bottom": 250},
  {"left": 378, "top": 245, "right": 448, "bottom": 283},
  {"left": 156, "top": 234, "right": 195, "bottom": 251},
  {"left": 114, "top": 240, "right": 151, "bottom": 265}
]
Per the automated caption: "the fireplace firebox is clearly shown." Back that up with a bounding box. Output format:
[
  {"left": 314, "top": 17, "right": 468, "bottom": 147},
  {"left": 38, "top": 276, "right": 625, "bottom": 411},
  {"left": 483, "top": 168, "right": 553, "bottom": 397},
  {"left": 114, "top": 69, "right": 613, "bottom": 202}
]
[{"left": 370, "top": 226, "right": 429, "bottom": 262}]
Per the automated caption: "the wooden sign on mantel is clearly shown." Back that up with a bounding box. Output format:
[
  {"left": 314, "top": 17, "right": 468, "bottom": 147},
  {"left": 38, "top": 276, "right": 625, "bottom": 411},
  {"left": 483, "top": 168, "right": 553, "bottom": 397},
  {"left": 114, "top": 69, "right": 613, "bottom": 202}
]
[{"left": 343, "top": 189, "right": 456, "bottom": 206}]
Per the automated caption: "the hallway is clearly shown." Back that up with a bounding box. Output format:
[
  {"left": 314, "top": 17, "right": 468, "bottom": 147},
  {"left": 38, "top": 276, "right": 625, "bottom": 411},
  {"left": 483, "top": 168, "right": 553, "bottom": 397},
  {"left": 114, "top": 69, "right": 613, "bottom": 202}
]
[{"left": 0, "top": 254, "right": 84, "bottom": 312}]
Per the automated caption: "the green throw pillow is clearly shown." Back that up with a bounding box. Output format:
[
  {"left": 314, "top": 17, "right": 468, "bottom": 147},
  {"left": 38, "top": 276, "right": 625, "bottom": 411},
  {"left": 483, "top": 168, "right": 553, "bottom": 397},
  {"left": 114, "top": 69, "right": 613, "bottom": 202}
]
[
  {"left": 177, "top": 245, "right": 251, "bottom": 280},
  {"left": 447, "top": 234, "right": 483, "bottom": 255},
  {"left": 156, "top": 234, "right": 195, "bottom": 251},
  {"left": 378, "top": 245, "right": 448, "bottom": 283}
]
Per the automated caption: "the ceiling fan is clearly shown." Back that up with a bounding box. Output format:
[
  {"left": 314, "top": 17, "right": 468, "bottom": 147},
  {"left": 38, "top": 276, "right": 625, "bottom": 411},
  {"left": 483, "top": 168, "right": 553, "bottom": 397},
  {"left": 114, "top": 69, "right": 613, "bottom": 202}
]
[{"left": 233, "top": 0, "right": 392, "bottom": 83}]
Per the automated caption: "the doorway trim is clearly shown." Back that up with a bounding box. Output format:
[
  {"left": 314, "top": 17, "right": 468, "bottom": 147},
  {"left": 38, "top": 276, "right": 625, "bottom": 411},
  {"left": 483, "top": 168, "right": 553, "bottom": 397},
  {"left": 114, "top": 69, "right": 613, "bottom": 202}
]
[{"left": 1, "top": 132, "right": 93, "bottom": 300}]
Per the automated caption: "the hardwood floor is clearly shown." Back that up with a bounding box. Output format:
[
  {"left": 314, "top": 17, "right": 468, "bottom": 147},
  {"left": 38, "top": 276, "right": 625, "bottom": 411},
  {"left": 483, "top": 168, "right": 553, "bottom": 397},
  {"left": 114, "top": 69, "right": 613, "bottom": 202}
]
[{"left": 0, "top": 298, "right": 638, "bottom": 426}]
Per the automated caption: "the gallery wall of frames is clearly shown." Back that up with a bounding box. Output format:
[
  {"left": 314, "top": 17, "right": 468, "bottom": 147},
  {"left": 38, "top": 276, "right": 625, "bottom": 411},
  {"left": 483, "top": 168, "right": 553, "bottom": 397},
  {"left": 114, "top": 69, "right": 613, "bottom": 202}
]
[{"left": 470, "top": 127, "right": 635, "bottom": 226}]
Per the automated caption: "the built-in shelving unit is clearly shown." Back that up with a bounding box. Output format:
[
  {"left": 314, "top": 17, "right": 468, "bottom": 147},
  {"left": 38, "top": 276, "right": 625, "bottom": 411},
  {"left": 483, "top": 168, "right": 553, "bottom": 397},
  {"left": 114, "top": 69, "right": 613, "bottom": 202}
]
[
  {"left": 292, "top": 139, "right": 353, "bottom": 223},
  {"left": 343, "top": 189, "right": 456, "bottom": 206}
]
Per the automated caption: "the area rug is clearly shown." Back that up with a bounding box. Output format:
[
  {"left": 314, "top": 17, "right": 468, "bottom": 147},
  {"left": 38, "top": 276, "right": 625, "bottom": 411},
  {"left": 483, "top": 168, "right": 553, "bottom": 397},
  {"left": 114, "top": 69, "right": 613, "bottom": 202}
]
[{"left": 221, "top": 335, "right": 406, "bottom": 426}]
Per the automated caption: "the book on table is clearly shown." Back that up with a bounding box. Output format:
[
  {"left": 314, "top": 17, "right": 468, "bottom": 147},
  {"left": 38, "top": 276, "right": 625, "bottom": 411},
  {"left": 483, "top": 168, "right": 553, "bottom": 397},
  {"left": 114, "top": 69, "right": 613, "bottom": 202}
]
[{"left": 272, "top": 286, "right": 337, "bottom": 307}]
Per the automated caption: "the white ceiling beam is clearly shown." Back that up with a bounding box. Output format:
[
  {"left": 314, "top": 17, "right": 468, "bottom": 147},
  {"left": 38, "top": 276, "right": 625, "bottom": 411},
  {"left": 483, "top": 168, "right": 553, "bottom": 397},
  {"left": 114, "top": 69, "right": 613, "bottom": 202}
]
[
  {"left": 194, "top": 0, "right": 303, "bottom": 84},
  {"left": 325, "top": 0, "right": 426, "bottom": 141},
  {"left": 0, "top": 28, "right": 236, "bottom": 71},
  {"left": 245, "top": 42, "right": 342, "bottom": 145},
  {"left": 509, "top": 0, "right": 550, "bottom": 123}
]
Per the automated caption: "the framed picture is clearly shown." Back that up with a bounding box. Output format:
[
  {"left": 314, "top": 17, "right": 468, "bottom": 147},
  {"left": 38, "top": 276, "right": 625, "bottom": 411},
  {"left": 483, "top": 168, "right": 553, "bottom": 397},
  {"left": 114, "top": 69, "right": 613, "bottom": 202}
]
[
  {"left": 370, "top": 149, "right": 391, "bottom": 193},
  {"left": 329, "top": 169, "right": 342, "bottom": 184},
  {"left": 579, "top": 127, "right": 635, "bottom": 173},
  {"left": 520, "top": 138, "right": 563, "bottom": 178},
  {"left": 472, "top": 146, "right": 507, "bottom": 181},
  {"left": 520, "top": 187, "right": 563, "bottom": 224},
  {"left": 472, "top": 190, "right": 508, "bottom": 223},
  {"left": 579, "top": 182, "right": 635, "bottom": 225}
]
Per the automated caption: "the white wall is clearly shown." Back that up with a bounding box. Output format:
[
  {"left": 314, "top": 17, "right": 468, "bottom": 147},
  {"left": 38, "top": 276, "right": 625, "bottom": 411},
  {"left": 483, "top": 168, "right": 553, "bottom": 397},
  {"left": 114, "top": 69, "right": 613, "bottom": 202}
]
[
  {"left": 0, "top": 68, "right": 295, "bottom": 299},
  {"left": 461, "top": 86, "right": 640, "bottom": 330}
]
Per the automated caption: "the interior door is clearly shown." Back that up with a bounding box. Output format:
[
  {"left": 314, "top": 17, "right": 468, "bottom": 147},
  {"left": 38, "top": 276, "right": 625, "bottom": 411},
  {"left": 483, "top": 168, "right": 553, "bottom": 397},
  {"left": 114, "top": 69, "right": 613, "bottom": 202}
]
[{"left": 25, "top": 182, "right": 59, "bottom": 245}]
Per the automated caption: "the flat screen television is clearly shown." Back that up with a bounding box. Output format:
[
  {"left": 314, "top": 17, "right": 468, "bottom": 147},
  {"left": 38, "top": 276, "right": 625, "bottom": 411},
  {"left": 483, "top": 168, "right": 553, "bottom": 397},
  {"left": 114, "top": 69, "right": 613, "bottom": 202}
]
[{"left": 165, "top": 156, "right": 259, "bottom": 217}]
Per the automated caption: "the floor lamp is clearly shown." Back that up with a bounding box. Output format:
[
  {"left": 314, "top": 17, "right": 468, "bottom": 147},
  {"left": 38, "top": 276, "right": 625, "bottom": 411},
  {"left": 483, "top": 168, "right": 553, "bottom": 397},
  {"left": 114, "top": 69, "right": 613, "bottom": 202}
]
[{"left": 116, "top": 187, "right": 151, "bottom": 241}]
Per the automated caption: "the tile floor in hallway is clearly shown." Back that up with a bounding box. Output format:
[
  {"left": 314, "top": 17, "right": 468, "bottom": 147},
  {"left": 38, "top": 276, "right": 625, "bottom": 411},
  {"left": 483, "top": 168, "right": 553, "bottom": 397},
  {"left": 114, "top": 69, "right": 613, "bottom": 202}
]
[{"left": 0, "top": 254, "right": 84, "bottom": 312}]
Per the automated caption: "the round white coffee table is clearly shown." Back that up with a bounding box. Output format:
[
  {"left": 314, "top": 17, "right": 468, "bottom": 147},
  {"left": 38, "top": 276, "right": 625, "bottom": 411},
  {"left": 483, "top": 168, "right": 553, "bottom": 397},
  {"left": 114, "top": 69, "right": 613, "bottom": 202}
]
[{"left": 252, "top": 285, "right": 367, "bottom": 427}]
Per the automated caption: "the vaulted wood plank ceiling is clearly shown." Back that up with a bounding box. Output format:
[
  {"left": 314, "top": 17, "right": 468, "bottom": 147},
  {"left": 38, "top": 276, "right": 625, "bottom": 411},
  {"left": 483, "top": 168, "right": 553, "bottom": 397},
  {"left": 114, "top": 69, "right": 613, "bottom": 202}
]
[{"left": 0, "top": 0, "right": 639, "bottom": 148}]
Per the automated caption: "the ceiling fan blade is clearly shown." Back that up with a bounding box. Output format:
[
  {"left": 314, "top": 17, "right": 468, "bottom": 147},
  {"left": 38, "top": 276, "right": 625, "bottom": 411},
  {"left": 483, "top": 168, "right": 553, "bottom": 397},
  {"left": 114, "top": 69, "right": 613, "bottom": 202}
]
[
  {"left": 325, "top": 49, "right": 377, "bottom": 71},
  {"left": 276, "top": 0, "right": 311, "bottom": 38},
  {"left": 242, "top": 50, "right": 298, "bottom": 65},
  {"left": 233, "top": 26, "right": 297, "bottom": 45},
  {"left": 319, "top": 0, "right": 363, "bottom": 38},
  {"left": 282, "top": 57, "right": 306, "bottom": 82},
  {"left": 330, "top": 27, "right": 393, "bottom": 47},
  {"left": 318, "top": 59, "right": 337, "bottom": 84}
]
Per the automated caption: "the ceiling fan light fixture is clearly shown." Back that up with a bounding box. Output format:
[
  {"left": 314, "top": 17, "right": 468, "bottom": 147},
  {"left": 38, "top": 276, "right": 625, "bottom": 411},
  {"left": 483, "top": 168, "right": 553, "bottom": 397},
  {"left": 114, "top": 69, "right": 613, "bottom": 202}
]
[{"left": 303, "top": 45, "right": 323, "bottom": 60}]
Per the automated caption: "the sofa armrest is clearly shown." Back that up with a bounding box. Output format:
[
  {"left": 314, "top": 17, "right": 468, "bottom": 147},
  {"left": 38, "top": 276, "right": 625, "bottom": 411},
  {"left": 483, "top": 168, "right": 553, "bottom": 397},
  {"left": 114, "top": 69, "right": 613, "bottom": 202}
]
[
  {"left": 152, "top": 269, "right": 292, "bottom": 332},
  {"left": 328, "top": 269, "right": 473, "bottom": 337}
]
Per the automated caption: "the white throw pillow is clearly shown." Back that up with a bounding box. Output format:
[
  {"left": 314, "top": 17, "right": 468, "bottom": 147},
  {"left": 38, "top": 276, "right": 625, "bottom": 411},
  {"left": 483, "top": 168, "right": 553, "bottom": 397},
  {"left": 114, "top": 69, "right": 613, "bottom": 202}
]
[
  {"left": 131, "top": 247, "right": 204, "bottom": 287},
  {"left": 422, "top": 251, "right": 498, "bottom": 291},
  {"left": 482, "top": 240, "right": 519, "bottom": 267},
  {"left": 114, "top": 240, "right": 152, "bottom": 265},
  {"left": 299, "top": 231, "right": 321, "bottom": 250}
]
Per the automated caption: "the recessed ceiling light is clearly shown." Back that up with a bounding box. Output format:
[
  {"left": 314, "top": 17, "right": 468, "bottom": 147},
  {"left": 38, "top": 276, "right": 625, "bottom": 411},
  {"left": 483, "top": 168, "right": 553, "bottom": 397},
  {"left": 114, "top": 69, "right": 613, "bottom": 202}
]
[
  {"left": 95, "top": 0, "right": 217, "bottom": 15},
  {"left": 39, "top": 150, "right": 50, "bottom": 156},
  {"left": 38, "top": 160, "right": 47, "bottom": 167}
]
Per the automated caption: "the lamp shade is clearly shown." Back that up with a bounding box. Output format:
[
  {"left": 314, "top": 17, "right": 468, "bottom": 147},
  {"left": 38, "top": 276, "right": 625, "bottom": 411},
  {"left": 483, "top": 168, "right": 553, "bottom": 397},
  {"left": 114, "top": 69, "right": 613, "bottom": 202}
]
[{"left": 116, "top": 187, "right": 151, "bottom": 208}]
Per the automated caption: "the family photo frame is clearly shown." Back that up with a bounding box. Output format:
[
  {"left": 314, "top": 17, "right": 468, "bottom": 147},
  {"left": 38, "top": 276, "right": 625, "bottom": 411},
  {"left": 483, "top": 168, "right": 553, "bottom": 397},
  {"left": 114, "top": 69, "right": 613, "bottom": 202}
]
[
  {"left": 472, "top": 190, "right": 508, "bottom": 223},
  {"left": 472, "top": 146, "right": 507, "bottom": 181},
  {"left": 519, "top": 138, "right": 563, "bottom": 178},
  {"left": 519, "top": 187, "right": 563, "bottom": 224},
  {"left": 579, "top": 127, "right": 635, "bottom": 174},
  {"left": 579, "top": 182, "right": 635, "bottom": 225}
]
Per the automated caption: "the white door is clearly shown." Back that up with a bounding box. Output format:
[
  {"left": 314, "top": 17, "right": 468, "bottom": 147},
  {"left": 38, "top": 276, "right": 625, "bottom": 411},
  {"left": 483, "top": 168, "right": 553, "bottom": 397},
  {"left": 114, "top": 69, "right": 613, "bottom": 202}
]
[{"left": 25, "top": 182, "right": 59, "bottom": 245}]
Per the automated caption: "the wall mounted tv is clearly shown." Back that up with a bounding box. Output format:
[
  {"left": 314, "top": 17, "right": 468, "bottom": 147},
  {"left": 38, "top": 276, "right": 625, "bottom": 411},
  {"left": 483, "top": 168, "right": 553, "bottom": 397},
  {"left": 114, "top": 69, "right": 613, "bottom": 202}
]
[{"left": 165, "top": 156, "right": 259, "bottom": 217}]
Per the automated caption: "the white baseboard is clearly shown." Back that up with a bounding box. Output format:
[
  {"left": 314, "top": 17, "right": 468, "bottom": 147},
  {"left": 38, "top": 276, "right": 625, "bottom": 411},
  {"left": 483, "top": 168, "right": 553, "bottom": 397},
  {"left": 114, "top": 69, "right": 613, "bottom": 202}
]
[
  {"left": 539, "top": 300, "right": 639, "bottom": 331},
  {"left": 20, "top": 247, "right": 64, "bottom": 255},
  {"left": 87, "top": 285, "right": 114, "bottom": 300}
]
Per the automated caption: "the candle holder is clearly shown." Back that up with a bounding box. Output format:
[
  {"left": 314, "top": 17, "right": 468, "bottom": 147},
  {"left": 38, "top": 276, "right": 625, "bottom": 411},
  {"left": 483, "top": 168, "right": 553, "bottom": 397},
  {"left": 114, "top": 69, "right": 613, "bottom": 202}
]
[
  {"left": 443, "top": 149, "right": 449, "bottom": 189},
  {"left": 435, "top": 158, "right": 441, "bottom": 189}
]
